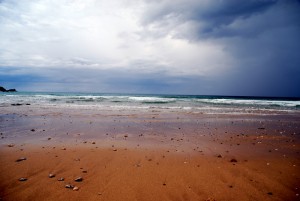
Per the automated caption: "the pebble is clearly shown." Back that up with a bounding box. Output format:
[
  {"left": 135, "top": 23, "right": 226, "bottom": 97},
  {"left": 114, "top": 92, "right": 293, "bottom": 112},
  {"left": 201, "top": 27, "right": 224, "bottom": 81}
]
[
  {"left": 15, "top": 157, "right": 27, "bottom": 162},
  {"left": 48, "top": 174, "right": 55, "bottom": 178},
  {"left": 19, "top": 177, "right": 27, "bottom": 181},
  {"left": 31, "top": 129, "right": 35, "bottom": 132},
  {"left": 75, "top": 177, "right": 83, "bottom": 182},
  {"left": 73, "top": 186, "right": 79, "bottom": 191},
  {"left": 8, "top": 144, "right": 15, "bottom": 147},
  {"left": 57, "top": 177, "right": 64, "bottom": 181},
  {"left": 65, "top": 184, "right": 74, "bottom": 189},
  {"left": 230, "top": 159, "right": 238, "bottom": 163}
]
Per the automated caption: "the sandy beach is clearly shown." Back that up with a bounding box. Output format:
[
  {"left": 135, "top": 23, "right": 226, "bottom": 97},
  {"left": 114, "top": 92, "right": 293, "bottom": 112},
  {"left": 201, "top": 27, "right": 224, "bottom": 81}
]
[{"left": 0, "top": 104, "right": 299, "bottom": 201}]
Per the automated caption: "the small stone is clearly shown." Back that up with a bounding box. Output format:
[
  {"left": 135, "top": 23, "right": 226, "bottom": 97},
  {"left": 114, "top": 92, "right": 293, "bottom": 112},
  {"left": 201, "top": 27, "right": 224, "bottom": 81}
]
[
  {"left": 65, "top": 184, "right": 74, "bottom": 189},
  {"left": 267, "top": 192, "right": 273, "bottom": 195},
  {"left": 92, "top": 142, "right": 96, "bottom": 144},
  {"left": 48, "top": 138, "right": 51, "bottom": 140},
  {"left": 31, "top": 129, "right": 35, "bottom": 132},
  {"left": 48, "top": 173, "right": 55, "bottom": 178},
  {"left": 8, "top": 143, "right": 15, "bottom": 147},
  {"left": 113, "top": 149, "right": 117, "bottom": 151},
  {"left": 82, "top": 170, "right": 88, "bottom": 173},
  {"left": 73, "top": 186, "right": 79, "bottom": 191},
  {"left": 230, "top": 159, "right": 238, "bottom": 163},
  {"left": 217, "top": 154, "right": 222, "bottom": 158},
  {"left": 75, "top": 177, "right": 83, "bottom": 182},
  {"left": 19, "top": 177, "right": 27, "bottom": 181},
  {"left": 15, "top": 157, "right": 27, "bottom": 162},
  {"left": 58, "top": 177, "right": 64, "bottom": 181}
]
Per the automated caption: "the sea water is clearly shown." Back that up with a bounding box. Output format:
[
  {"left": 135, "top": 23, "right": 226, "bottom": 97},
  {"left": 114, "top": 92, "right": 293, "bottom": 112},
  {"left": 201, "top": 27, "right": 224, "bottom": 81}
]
[{"left": 0, "top": 92, "right": 299, "bottom": 114}]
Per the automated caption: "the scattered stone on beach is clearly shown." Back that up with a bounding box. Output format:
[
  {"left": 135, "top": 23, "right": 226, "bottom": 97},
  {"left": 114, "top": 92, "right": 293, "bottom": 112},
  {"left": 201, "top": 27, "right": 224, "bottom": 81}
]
[
  {"left": 8, "top": 143, "right": 15, "bottom": 147},
  {"left": 73, "top": 186, "right": 79, "bottom": 191},
  {"left": 82, "top": 170, "right": 88, "bottom": 173},
  {"left": 61, "top": 148, "right": 66, "bottom": 150},
  {"left": 15, "top": 157, "right": 26, "bottom": 162},
  {"left": 258, "top": 127, "right": 265, "bottom": 130},
  {"left": 230, "top": 159, "right": 238, "bottom": 163},
  {"left": 65, "top": 184, "right": 74, "bottom": 189},
  {"left": 48, "top": 174, "right": 55, "bottom": 178},
  {"left": 30, "top": 129, "right": 35, "bottom": 132},
  {"left": 217, "top": 154, "right": 222, "bottom": 158},
  {"left": 75, "top": 177, "right": 83, "bottom": 182},
  {"left": 92, "top": 141, "right": 96, "bottom": 144},
  {"left": 57, "top": 177, "right": 64, "bottom": 181},
  {"left": 19, "top": 177, "right": 27, "bottom": 181},
  {"left": 48, "top": 138, "right": 51, "bottom": 140},
  {"left": 267, "top": 192, "right": 273, "bottom": 195},
  {"left": 113, "top": 149, "right": 117, "bottom": 151}
]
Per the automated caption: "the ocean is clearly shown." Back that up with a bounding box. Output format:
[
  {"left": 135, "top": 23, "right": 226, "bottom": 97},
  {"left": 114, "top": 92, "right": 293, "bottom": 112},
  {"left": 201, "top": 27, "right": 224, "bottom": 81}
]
[{"left": 0, "top": 92, "right": 299, "bottom": 114}]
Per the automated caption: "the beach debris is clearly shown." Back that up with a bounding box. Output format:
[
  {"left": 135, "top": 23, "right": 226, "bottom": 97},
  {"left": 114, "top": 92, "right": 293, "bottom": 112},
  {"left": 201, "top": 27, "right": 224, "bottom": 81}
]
[
  {"left": 230, "top": 159, "right": 238, "bottom": 163},
  {"left": 73, "top": 186, "right": 79, "bottom": 191},
  {"left": 75, "top": 177, "right": 83, "bottom": 182},
  {"left": 65, "top": 184, "right": 74, "bottom": 189},
  {"left": 57, "top": 177, "right": 64, "bottom": 181},
  {"left": 48, "top": 173, "right": 55, "bottom": 178},
  {"left": 15, "top": 157, "right": 26, "bottom": 162},
  {"left": 8, "top": 143, "right": 15, "bottom": 147},
  {"left": 19, "top": 177, "right": 27, "bottom": 181}
]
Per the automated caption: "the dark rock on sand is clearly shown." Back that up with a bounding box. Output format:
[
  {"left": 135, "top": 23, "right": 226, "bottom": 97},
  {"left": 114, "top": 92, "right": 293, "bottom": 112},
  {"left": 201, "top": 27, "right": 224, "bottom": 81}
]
[
  {"left": 74, "top": 177, "right": 83, "bottom": 182},
  {"left": 230, "top": 159, "right": 238, "bottom": 163},
  {"left": 58, "top": 177, "right": 64, "bottom": 181},
  {"left": 48, "top": 174, "right": 55, "bottom": 178},
  {"left": 15, "top": 157, "right": 27, "bottom": 162},
  {"left": 19, "top": 178, "right": 27, "bottom": 181},
  {"left": 65, "top": 184, "right": 74, "bottom": 189},
  {"left": 11, "top": 103, "right": 22, "bottom": 106}
]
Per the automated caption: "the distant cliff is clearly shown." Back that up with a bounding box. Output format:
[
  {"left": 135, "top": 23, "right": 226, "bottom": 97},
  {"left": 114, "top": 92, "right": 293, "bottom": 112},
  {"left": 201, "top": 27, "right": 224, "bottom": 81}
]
[{"left": 0, "top": 86, "right": 17, "bottom": 92}]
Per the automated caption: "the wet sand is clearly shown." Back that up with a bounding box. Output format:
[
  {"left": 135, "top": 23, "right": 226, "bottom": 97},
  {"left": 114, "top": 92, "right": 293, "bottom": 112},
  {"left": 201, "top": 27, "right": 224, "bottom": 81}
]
[{"left": 0, "top": 105, "right": 299, "bottom": 200}]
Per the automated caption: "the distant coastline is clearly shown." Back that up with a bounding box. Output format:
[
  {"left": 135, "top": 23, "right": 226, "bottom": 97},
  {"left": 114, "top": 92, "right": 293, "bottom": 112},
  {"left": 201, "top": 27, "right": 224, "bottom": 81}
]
[{"left": 0, "top": 86, "right": 17, "bottom": 92}]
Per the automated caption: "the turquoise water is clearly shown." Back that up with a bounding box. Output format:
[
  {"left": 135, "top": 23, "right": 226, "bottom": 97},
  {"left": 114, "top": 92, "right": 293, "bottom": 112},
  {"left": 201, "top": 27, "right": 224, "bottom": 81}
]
[{"left": 0, "top": 92, "right": 299, "bottom": 111}]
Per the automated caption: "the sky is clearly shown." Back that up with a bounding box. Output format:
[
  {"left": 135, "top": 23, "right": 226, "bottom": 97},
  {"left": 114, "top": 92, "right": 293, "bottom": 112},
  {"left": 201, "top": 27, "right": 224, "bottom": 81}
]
[{"left": 0, "top": 0, "right": 299, "bottom": 97}]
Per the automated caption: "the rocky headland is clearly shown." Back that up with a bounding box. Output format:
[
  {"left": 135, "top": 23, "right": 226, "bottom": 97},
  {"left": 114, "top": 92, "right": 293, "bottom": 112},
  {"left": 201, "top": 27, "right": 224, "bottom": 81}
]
[{"left": 0, "top": 86, "right": 17, "bottom": 92}]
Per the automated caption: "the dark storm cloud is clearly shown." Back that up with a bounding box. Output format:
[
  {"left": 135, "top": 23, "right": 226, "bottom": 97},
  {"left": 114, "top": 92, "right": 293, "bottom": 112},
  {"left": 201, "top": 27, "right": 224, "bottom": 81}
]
[
  {"left": 140, "top": 0, "right": 300, "bottom": 97},
  {"left": 1, "top": 0, "right": 299, "bottom": 97}
]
